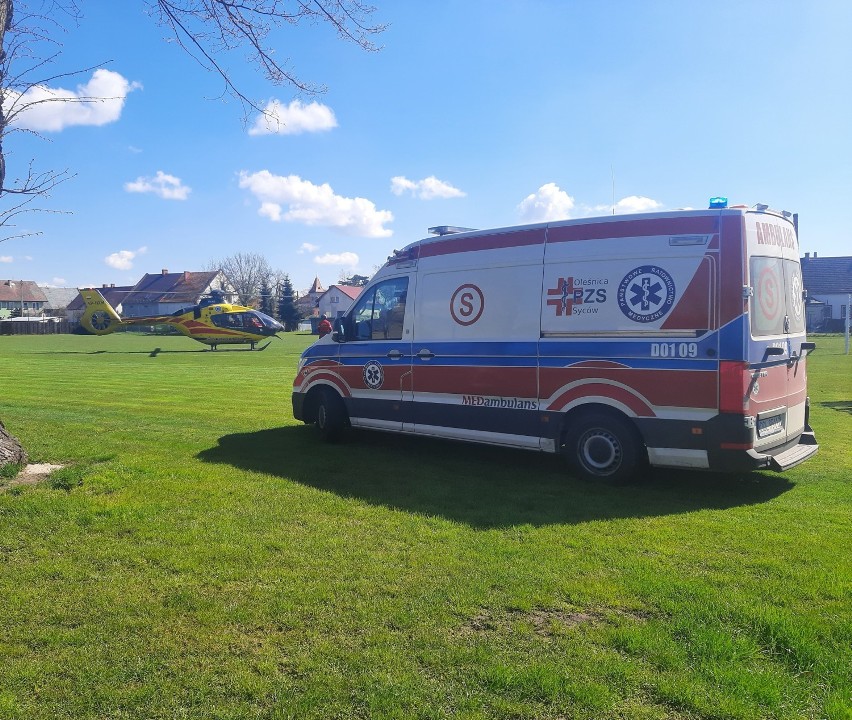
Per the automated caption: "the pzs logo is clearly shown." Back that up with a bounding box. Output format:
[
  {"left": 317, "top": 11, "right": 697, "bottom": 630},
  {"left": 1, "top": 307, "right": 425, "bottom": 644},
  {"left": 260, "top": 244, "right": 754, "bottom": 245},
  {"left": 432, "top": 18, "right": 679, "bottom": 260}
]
[{"left": 546, "top": 277, "right": 607, "bottom": 317}]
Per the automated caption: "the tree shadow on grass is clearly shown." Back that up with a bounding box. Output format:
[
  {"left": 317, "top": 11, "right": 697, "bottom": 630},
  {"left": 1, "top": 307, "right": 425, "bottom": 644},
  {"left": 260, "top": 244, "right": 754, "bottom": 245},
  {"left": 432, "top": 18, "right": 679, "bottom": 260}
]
[
  {"left": 821, "top": 400, "right": 852, "bottom": 415},
  {"left": 198, "top": 427, "right": 794, "bottom": 529}
]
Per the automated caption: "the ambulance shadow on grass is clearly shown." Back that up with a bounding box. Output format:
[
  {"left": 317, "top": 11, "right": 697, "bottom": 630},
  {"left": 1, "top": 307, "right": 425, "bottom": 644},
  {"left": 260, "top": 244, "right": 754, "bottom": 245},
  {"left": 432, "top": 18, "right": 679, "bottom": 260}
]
[{"left": 198, "top": 427, "right": 794, "bottom": 529}]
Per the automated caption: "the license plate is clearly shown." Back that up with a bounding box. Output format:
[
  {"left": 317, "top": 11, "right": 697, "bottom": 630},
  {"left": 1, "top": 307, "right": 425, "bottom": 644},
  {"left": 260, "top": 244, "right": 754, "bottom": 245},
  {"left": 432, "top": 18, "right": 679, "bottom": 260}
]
[{"left": 757, "top": 415, "right": 785, "bottom": 438}]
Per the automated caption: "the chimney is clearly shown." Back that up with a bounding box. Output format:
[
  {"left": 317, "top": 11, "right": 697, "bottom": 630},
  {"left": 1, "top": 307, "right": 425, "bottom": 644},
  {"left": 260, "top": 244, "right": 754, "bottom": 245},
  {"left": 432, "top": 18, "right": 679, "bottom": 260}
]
[
  {"left": 805, "top": 253, "right": 810, "bottom": 259},
  {"left": 103, "top": 283, "right": 108, "bottom": 288},
  {"left": 111, "top": 283, "right": 115, "bottom": 288},
  {"left": 162, "top": 268, "right": 169, "bottom": 275},
  {"left": 813, "top": 252, "right": 818, "bottom": 258}
]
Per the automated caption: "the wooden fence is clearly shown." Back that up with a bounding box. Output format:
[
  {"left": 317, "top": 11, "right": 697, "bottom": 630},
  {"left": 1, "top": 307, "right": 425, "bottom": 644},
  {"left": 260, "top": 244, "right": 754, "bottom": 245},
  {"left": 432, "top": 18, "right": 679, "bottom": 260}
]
[{"left": 0, "top": 320, "right": 79, "bottom": 335}]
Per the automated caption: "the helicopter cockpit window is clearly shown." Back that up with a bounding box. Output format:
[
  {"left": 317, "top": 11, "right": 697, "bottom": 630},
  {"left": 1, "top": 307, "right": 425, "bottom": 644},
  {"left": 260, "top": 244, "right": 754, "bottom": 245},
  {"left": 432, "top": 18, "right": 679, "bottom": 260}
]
[
  {"left": 211, "top": 313, "right": 240, "bottom": 329},
  {"left": 348, "top": 277, "right": 409, "bottom": 341},
  {"left": 210, "top": 311, "right": 273, "bottom": 331}
]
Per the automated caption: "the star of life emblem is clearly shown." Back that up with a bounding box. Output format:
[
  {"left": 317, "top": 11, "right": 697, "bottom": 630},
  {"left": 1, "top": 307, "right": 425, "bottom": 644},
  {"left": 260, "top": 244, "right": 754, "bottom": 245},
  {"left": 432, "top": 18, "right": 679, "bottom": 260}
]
[
  {"left": 362, "top": 361, "right": 384, "bottom": 389},
  {"left": 617, "top": 265, "right": 676, "bottom": 323}
]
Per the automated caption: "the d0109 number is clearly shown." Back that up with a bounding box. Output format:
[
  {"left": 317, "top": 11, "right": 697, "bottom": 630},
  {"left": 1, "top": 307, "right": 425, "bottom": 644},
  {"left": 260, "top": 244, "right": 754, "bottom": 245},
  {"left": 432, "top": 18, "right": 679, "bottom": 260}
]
[{"left": 651, "top": 342, "right": 698, "bottom": 358}]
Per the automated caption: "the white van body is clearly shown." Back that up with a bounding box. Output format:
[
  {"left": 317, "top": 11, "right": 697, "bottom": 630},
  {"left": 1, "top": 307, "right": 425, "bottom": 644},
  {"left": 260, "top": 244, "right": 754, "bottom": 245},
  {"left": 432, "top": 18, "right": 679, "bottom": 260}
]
[{"left": 293, "top": 207, "right": 818, "bottom": 480}]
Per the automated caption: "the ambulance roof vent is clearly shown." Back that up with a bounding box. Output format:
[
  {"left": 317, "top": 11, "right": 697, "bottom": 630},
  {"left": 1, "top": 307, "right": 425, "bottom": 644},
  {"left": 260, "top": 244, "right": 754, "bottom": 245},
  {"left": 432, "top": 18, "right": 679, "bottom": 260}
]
[{"left": 428, "top": 225, "right": 477, "bottom": 236}]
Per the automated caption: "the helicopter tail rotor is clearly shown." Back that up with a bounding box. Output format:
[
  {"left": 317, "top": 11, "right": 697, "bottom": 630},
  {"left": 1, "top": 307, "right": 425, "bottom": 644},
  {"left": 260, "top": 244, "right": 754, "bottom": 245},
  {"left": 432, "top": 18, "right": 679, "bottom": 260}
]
[{"left": 79, "top": 289, "right": 124, "bottom": 335}]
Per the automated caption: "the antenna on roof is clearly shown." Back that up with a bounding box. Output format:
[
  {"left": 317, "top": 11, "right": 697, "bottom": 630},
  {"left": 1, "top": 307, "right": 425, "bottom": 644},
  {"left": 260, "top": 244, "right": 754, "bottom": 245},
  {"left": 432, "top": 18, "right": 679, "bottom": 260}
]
[{"left": 611, "top": 164, "right": 615, "bottom": 215}]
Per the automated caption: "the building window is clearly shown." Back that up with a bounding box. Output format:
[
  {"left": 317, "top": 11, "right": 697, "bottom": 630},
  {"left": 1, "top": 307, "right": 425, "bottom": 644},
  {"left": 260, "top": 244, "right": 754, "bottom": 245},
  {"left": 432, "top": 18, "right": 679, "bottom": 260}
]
[
  {"left": 842, "top": 305, "right": 847, "bottom": 320},
  {"left": 331, "top": 296, "right": 339, "bottom": 303},
  {"left": 826, "top": 305, "right": 833, "bottom": 318}
]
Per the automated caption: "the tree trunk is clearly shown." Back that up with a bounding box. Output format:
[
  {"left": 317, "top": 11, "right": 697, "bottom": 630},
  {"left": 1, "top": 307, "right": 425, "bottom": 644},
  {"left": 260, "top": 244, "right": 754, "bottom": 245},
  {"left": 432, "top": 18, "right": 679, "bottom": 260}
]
[
  {"left": 0, "top": 0, "right": 12, "bottom": 195},
  {"left": 0, "top": 418, "right": 27, "bottom": 466},
  {"left": 0, "top": 2, "right": 21, "bottom": 469}
]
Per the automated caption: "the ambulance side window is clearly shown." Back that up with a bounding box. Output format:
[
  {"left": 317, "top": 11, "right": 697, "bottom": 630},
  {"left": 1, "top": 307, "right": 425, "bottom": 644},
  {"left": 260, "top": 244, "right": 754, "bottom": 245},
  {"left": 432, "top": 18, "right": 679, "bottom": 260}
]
[{"left": 348, "top": 277, "right": 409, "bottom": 341}]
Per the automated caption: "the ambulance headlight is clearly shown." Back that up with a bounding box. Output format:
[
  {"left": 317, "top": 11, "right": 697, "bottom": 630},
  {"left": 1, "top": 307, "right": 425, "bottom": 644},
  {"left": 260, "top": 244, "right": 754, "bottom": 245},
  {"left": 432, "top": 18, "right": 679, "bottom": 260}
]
[{"left": 709, "top": 196, "right": 728, "bottom": 209}]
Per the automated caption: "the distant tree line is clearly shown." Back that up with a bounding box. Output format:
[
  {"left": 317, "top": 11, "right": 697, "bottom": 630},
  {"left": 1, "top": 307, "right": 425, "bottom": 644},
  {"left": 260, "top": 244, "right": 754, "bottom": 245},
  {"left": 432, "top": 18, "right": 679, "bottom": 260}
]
[{"left": 209, "top": 251, "right": 370, "bottom": 332}]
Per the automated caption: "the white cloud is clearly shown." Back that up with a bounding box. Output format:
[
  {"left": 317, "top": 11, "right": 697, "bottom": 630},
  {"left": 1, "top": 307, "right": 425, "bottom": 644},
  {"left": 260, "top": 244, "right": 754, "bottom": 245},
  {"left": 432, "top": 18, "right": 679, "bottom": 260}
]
[
  {"left": 591, "top": 196, "right": 664, "bottom": 215},
  {"left": 0, "top": 256, "right": 12, "bottom": 263},
  {"left": 258, "top": 202, "right": 282, "bottom": 221},
  {"left": 125, "top": 171, "right": 191, "bottom": 200},
  {"left": 249, "top": 99, "right": 338, "bottom": 136},
  {"left": 315, "top": 252, "right": 359, "bottom": 267},
  {"left": 6, "top": 69, "right": 141, "bottom": 132},
  {"left": 298, "top": 242, "right": 320, "bottom": 254},
  {"left": 518, "top": 183, "right": 575, "bottom": 223},
  {"left": 105, "top": 246, "right": 147, "bottom": 271},
  {"left": 391, "top": 175, "right": 466, "bottom": 200},
  {"left": 52, "top": 277, "right": 67, "bottom": 286},
  {"left": 239, "top": 170, "right": 393, "bottom": 238},
  {"left": 613, "top": 195, "right": 663, "bottom": 214}
]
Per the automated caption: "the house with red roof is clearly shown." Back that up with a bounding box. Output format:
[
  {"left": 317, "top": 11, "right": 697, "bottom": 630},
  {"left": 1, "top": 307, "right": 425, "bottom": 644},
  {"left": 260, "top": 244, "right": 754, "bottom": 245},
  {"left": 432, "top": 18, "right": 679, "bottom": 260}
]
[
  {"left": 317, "top": 284, "right": 363, "bottom": 320},
  {"left": 66, "top": 269, "right": 230, "bottom": 322},
  {"left": 0, "top": 280, "right": 48, "bottom": 318}
]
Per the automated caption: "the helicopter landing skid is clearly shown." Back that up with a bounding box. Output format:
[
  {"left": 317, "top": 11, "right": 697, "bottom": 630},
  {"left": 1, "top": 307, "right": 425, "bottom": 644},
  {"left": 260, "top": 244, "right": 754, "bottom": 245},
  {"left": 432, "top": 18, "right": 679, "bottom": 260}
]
[{"left": 206, "top": 340, "right": 272, "bottom": 352}]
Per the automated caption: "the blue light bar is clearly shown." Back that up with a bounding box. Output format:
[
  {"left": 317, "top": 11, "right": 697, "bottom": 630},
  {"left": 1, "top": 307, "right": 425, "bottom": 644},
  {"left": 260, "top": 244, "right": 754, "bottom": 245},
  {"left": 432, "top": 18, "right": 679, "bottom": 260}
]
[{"left": 709, "top": 196, "right": 728, "bottom": 209}]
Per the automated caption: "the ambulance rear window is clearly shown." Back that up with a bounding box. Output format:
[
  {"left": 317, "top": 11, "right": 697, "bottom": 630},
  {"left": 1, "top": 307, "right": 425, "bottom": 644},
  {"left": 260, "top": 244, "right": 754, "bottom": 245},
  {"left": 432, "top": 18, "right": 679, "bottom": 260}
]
[{"left": 750, "top": 257, "right": 805, "bottom": 337}]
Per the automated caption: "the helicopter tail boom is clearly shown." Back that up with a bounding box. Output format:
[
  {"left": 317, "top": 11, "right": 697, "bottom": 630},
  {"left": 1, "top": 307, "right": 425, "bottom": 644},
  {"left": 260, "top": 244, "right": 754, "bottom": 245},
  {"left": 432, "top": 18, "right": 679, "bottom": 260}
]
[{"left": 79, "top": 289, "right": 124, "bottom": 335}]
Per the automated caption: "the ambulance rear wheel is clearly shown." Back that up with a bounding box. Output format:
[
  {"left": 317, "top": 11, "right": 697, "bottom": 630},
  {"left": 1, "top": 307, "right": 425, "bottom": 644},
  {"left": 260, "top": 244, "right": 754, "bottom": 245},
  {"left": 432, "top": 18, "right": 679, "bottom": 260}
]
[
  {"left": 315, "top": 389, "right": 346, "bottom": 443},
  {"left": 565, "top": 412, "right": 642, "bottom": 483}
]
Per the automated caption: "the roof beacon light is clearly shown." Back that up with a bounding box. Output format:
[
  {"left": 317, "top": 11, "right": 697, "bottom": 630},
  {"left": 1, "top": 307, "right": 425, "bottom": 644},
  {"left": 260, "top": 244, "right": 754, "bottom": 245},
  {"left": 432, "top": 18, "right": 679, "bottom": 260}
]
[
  {"left": 428, "top": 225, "right": 477, "bottom": 236},
  {"left": 709, "top": 196, "right": 728, "bottom": 209}
]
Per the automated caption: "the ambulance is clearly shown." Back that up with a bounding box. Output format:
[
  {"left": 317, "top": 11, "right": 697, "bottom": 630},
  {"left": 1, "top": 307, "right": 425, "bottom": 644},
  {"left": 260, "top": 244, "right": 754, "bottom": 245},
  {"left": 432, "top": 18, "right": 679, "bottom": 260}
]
[{"left": 292, "top": 201, "right": 818, "bottom": 481}]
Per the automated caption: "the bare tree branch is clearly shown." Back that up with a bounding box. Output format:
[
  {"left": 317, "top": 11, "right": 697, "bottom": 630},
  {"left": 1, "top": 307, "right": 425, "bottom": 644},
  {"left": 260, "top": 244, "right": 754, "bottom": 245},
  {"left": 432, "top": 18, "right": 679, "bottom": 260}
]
[
  {"left": 148, "top": 0, "right": 386, "bottom": 115},
  {"left": 0, "top": 0, "right": 386, "bottom": 241},
  {"left": 210, "top": 251, "right": 274, "bottom": 306},
  {"left": 0, "top": 0, "right": 81, "bottom": 238}
]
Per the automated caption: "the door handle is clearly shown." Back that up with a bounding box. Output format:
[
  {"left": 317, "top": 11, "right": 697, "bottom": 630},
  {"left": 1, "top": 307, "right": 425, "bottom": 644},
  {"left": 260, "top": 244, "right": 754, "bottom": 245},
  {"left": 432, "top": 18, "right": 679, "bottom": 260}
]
[
  {"left": 416, "top": 349, "right": 435, "bottom": 360},
  {"left": 386, "top": 349, "right": 403, "bottom": 359}
]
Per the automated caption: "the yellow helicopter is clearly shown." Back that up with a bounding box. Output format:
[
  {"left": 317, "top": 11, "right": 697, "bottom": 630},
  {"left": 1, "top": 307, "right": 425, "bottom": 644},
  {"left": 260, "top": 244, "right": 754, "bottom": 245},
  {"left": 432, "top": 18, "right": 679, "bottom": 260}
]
[{"left": 78, "top": 288, "right": 284, "bottom": 350}]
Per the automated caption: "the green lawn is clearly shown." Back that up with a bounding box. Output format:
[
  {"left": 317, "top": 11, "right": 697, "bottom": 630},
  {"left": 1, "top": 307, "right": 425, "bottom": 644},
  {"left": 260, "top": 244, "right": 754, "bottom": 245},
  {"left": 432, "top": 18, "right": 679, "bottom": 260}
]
[{"left": 1, "top": 332, "right": 850, "bottom": 720}]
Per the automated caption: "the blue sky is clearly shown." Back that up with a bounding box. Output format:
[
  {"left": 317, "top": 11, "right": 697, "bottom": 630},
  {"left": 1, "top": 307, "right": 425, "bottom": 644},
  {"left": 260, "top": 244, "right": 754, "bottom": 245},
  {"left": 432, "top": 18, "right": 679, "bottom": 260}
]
[{"left": 2, "top": 0, "right": 850, "bottom": 293}]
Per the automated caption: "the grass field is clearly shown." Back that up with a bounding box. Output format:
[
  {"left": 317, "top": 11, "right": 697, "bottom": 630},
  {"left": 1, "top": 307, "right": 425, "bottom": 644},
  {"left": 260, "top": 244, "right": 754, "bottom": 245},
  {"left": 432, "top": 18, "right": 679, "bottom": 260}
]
[{"left": 0, "top": 332, "right": 850, "bottom": 720}]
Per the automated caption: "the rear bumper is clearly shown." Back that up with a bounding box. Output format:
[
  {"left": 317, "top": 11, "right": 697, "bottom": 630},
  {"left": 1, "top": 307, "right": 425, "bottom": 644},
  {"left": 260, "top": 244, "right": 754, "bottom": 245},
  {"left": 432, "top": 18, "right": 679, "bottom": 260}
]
[
  {"left": 709, "top": 426, "right": 818, "bottom": 473},
  {"left": 765, "top": 429, "right": 819, "bottom": 471}
]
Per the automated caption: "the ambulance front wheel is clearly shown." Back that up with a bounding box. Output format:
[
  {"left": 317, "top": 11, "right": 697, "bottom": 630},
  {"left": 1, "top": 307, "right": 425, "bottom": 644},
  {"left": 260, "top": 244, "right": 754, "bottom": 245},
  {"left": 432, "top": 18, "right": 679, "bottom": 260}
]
[
  {"left": 315, "top": 389, "right": 347, "bottom": 443},
  {"left": 564, "top": 411, "right": 644, "bottom": 483}
]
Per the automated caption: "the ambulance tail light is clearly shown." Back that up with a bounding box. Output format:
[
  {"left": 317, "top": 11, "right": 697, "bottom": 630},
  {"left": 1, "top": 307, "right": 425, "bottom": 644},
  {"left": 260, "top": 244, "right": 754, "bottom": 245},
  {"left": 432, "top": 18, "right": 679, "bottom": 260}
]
[{"left": 720, "top": 361, "right": 749, "bottom": 413}]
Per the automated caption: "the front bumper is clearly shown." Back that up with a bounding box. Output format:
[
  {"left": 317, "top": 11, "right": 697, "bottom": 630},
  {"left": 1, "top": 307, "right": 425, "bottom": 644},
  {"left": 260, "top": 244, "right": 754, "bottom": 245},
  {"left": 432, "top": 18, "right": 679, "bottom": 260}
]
[{"left": 292, "top": 391, "right": 306, "bottom": 422}]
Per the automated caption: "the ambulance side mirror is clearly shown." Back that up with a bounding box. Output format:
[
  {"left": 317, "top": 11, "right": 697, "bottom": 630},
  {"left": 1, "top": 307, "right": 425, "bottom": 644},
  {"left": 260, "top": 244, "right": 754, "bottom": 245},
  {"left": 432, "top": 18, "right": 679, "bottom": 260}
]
[{"left": 332, "top": 317, "right": 346, "bottom": 343}]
